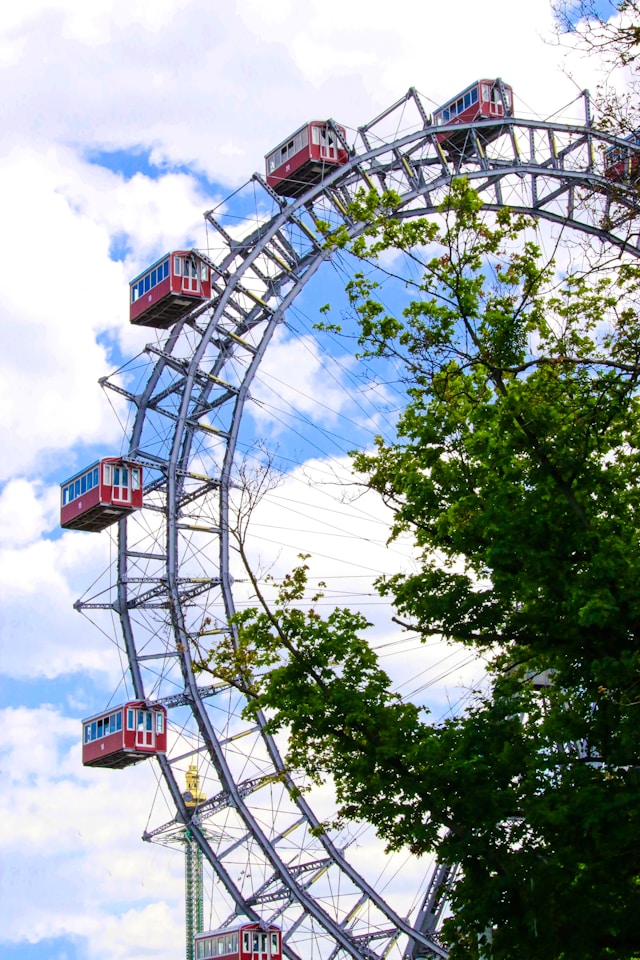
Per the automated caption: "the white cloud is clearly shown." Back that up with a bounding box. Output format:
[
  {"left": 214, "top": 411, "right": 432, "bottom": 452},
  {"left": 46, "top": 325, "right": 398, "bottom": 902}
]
[
  {"left": 0, "top": 494, "right": 124, "bottom": 682},
  {"left": 0, "top": 142, "right": 221, "bottom": 483},
  {"left": 0, "top": 0, "right": 613, "bottom": 198},
  {"left": 227, "top": 453, "right": 487, "bottom": 714},
  {"left": 247, "top": 326, "right": 362, "bottom": 434},
  {"left": 0, "top": 478, "right": 59, "bottom": 547},
  {"left": 236, "top": 0, "right": 605, "bottom": 123},
  {"left": 0, "top": 707, "right": 184, "bottom": 959}
]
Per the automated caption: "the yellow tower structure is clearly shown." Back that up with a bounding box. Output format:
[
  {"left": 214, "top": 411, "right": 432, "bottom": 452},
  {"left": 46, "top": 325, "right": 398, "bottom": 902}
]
[
  {"left": 184, "top": 762, "right": 207, "bottom": 808},
  {"left": 183, "top": 764, "right": 207, "bottom": 960}
]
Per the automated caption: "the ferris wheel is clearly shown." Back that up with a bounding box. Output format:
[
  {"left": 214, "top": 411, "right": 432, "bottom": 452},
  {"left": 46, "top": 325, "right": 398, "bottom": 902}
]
[{"left": 71, "top": 83, "right": 640, "bottom": 960}]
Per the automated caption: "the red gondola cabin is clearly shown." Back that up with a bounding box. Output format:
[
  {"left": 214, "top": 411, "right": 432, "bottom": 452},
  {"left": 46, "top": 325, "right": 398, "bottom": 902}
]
[
  {"left": 433, "top": 79, "right": 514, "bottom": 152},
  {"left": 82, "top": 701, "right": 167, "bottom": 769},
  {"left": 195, "top": 921, "right": 282, "bottom": 960},
  {"left": 60, "top": 458, "right": 143, "bottom": 532},
  {"left": 265, "top": 121, "right": 349, "bottom": 198},
  {"left": 129, "top": 250, "right": 212, "bottom": 328},
  {"left": 604, "top": 130, "right": 640, "bottom": 182}
]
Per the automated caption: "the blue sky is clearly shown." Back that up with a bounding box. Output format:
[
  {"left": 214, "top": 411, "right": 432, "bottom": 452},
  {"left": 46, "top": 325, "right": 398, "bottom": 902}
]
[{"left": 0, "top": 1, "right": 628, "bottom": 958}]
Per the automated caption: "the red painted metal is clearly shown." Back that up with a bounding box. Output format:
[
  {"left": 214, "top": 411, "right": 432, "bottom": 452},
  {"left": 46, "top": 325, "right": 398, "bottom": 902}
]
[
  {"left": 605, "top": 132, "right": 640, "bottom": 182},
  {"left": 82, "top": 701, "right": 168, "bottom": 769},
  {"left": 195, "top": 922, "right": 282, "bottom": 960},
  {"left": 265, "top": 121, "right": 348, "bottom": 198},
  {"left": 60, "top": 458, "right": 143, "bottom": 532},
  {"left": 433, "top": 79, "right": 514, "bottom": 149},
  {"left": 129, "top": 250, "right": 212, "bottom": 328}
]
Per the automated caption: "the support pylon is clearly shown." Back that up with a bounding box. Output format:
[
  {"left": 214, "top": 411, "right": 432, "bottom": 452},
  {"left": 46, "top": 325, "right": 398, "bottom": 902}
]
[{"left": 184, "top": 764, "right": 207, "bottom": 960}]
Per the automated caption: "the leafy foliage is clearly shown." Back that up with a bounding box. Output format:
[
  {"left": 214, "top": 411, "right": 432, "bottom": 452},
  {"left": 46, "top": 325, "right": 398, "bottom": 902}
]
[{"left": 196, "top": 184, "right": 640, "bottom": 960}]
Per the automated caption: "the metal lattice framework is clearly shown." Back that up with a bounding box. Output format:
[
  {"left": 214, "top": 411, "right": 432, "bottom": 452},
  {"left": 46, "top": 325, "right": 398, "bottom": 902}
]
[{"left": 77, "top": 88, "right": 640, "bottom": 960}]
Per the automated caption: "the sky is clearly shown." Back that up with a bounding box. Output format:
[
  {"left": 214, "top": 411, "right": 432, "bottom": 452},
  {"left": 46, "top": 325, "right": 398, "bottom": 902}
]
[{"left": 0, "top": 1, "right": 629, "bottom": 959}]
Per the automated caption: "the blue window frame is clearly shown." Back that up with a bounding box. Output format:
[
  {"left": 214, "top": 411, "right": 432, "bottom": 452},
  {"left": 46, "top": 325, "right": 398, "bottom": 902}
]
[
  {"left": 63, "top": 464, "right": 101, "bottom": 505},
  {"left": 436, "top": 84, "right": 479, "bottom": 124},
  {"left": 131, "top": 257, "right": 171, "bottom": 304}
]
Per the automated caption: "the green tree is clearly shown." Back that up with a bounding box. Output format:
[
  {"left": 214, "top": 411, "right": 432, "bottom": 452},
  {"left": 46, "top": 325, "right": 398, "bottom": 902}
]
[{"left": 198, "top": 183, "right": 640, "bottom": 960}]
